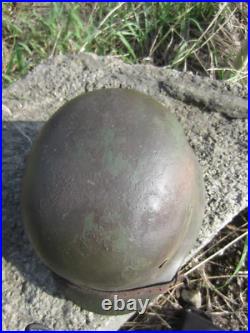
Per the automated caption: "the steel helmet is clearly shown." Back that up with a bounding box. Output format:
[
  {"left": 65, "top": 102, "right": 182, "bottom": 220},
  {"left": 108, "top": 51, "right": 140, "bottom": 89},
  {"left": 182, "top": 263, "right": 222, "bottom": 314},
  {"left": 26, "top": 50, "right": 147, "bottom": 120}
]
[{"left": 22, "top": 88, "right": 205, "bottom": 314}]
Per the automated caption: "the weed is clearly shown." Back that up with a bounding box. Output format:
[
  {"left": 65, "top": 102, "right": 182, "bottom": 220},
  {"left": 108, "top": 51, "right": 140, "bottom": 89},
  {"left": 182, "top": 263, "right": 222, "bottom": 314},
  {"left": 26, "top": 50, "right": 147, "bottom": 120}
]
[{"left": 2, "top": 2, "right": 248, "bottom": 87}]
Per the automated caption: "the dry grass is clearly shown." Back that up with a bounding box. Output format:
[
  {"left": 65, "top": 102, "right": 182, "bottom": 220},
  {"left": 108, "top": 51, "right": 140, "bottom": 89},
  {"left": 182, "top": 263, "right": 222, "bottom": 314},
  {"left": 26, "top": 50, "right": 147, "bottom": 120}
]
[
  {"left": 121, "top": 210, "right": 248, "bottom": 331},
  {"left": 2, "top": 2, "right": 248, "bottom": 86}
]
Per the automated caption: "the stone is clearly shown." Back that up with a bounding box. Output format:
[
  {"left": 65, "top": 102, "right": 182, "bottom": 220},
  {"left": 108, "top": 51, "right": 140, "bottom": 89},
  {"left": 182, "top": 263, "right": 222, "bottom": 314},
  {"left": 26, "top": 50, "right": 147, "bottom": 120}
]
[{"left": 2, "top": 53, "right": 247, "bottom": 330}]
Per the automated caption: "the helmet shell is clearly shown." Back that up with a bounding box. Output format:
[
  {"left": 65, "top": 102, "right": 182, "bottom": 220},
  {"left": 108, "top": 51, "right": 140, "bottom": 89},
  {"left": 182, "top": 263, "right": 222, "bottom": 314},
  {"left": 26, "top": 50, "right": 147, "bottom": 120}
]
[{"left": 22, "top": 88, "right": 205, "bottom": 313}]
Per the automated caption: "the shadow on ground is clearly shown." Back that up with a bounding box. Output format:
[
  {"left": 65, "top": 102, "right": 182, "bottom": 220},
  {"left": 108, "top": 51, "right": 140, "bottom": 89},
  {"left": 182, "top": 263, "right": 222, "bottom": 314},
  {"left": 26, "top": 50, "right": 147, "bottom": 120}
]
[{"left": 3, "top": 121, "right": 64, "bottom": 299}]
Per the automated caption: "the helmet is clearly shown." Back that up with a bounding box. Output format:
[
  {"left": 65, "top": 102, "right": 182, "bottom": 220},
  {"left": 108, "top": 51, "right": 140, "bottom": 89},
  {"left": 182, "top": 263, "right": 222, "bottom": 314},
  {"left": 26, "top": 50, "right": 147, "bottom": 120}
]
[{"left": 22, "top": 88, "right": 205, "bottom": 314}]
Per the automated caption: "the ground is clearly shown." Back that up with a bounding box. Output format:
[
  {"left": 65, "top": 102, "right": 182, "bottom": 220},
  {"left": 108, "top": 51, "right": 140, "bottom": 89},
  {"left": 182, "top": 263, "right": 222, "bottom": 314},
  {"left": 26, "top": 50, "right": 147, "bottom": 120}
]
[
  {"left": 2, "top": 3, "right": 248, "bottom": 331},
  {"left": 121, "top": 210, "right": 248, "bottom": 330}
]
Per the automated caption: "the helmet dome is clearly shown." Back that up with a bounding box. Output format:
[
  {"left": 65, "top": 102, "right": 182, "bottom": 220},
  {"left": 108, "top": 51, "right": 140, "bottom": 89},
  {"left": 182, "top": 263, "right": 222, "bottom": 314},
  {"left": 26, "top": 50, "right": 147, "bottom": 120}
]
[{"left": 22, "top": 88, "right": 205, "bottom": 314}]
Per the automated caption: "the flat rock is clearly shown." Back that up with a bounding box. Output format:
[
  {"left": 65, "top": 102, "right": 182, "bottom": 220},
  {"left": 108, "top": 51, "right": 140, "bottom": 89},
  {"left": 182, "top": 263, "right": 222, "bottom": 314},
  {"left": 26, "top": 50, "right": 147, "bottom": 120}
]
[{"left": 2, "top": 53, "right": 248, "bottom": 330}]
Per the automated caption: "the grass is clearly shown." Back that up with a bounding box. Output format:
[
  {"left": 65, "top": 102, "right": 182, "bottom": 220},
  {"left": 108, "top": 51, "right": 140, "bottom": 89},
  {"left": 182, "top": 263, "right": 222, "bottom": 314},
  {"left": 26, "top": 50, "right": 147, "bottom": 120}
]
[{"left": 2, "top": 2, "right": 248, "bottom": 87}]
